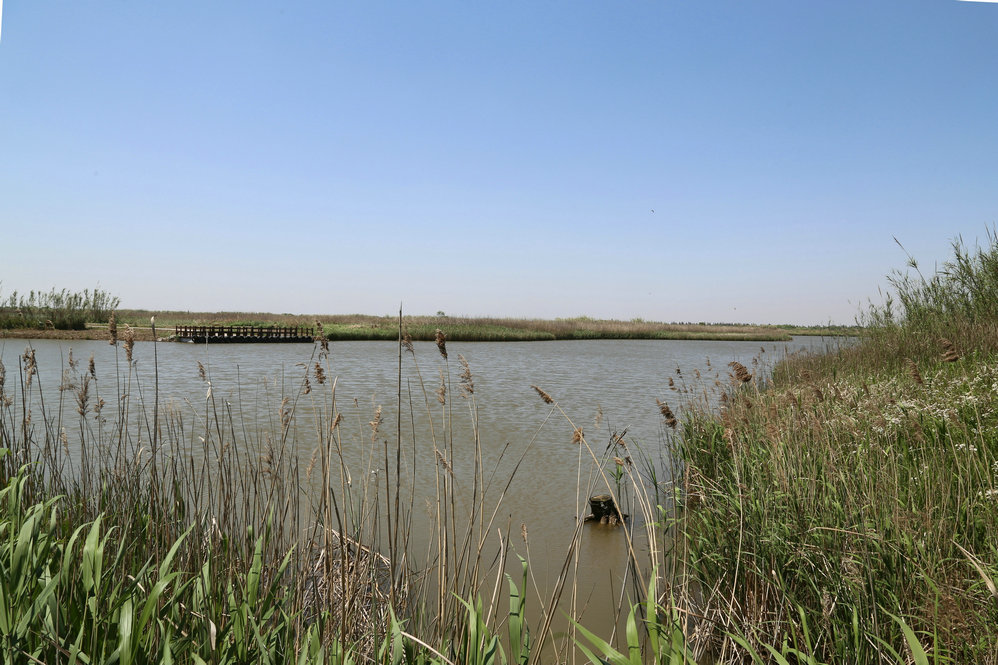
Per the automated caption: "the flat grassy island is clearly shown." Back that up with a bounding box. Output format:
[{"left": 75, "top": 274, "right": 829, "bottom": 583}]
[{"left": 0, "top": 236, "right": 995, "bottom": 663}]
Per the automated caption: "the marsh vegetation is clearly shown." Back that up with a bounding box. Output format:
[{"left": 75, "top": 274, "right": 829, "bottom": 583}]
[{"left": 0, "top": 287, "right": 119, "bottom": 331}]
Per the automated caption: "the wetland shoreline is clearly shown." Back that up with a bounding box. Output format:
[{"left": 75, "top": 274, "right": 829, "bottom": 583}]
[{"left": 0, "top": 310, "right": 855, "bottom": 343}]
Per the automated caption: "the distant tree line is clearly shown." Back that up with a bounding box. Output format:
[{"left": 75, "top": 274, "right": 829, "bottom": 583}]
[{"left": 0, "top": 287, "right": 119, "bottom": 330}]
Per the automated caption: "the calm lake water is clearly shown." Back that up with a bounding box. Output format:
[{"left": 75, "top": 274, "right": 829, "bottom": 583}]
[{"left": 0, "top": 335, "right": 840, "bottom": 643}]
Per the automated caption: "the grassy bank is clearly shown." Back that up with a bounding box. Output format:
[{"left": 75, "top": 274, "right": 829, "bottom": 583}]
[{"left": 668, "top": 234, "right": 998, "bottom": 662}]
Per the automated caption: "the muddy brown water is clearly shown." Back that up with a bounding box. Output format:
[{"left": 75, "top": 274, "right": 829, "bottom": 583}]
[{"left": 0, "top": 336, "right": 841, "bottom": 655}]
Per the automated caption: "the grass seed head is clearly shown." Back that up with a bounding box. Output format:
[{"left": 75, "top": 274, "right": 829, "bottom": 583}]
[
  {"left": 531, "top": 385, "right": 554, "bottom": 404},
  {"left": 306, "top": 447, "right": 320, "bottom": 477},
  {"left": 728, "top": 361, "right": 753, "bottom": 383},
  {"left": 656, "top": 399, "right": 678, "bottom": 429},
  {"left": 22, "top": 348, "right": 37, "bottom": 390},
  {"left": 123, "top": 325, "right": 135, "bottom": 362},
  {"left": 435, "top": 329, "right": 448, "bottom": 359},
  {"left": 458, "top": 355, "right": 474, "bottom": 394},
  {"left": 76, "top": 374, "right": 91, "bottom": 416},
  {"left": 315, "top": 320, "right": 329, "bottom": 356},
  {"left": 108, "top": 311, "right": 118, "bottom": 345},
  {"left": 940, "top": 338, "right": 961, "bottom": 362},
  {"left": 436, "top": 370, "right": 446, "bottom": 405},
  {"left": 434, "top": 447, "right": 454, "bottom": 475}
]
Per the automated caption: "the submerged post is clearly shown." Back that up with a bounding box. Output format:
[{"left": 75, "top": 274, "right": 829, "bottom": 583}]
[{"left": 587, "top": 493, "right": 625, "bottom": 525}]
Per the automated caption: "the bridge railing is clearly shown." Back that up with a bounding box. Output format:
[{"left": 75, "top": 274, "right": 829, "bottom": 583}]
[{"left": 174, "top": 325, "right": 316, "bottom": 342}]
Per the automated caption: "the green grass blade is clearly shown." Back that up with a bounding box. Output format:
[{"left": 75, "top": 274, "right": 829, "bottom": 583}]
[{"left": 889, "top": 612, "right": 929, "bottom": 665}]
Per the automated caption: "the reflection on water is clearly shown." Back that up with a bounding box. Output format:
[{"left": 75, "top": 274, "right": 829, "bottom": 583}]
[{"left": 0, "top": 335, "right": 842, "bottom": 643}]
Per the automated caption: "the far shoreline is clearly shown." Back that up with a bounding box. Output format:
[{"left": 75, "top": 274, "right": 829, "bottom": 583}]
[{"left": 1, "top": 311, "right": 858, "bottom": 345}]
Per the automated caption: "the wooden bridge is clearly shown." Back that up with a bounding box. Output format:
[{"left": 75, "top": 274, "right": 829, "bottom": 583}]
[{"left": 174, "top": 325, "right": 315, "bottom": 344}]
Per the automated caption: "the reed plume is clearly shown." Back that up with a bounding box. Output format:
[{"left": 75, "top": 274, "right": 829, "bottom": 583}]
[
  {"left": 436, "top": 369, "right": 447, "bottom": 404},
  {"left": 728, "top": 361, "right": 753, "bottom": 383},
  {"left": 315, "top": 319, "right": 329, "bottom": 356},
  {"left": 940, "top": 338, "right": 960, "bottom": 362},
  {"left": 531, "top": 385, "right": 554, "bottom": 404},
  {"left": 458, "top": 355, "right": 474, "bottom": 394},
  {"left": 23, "top": 348, "right": 37, "bottom": 390},
  {"left": 572, "top": 427, "right": 584, "bottom": 444},
  {"left": 656, "top": 399, "right": 678, "bottom": 429},
  {"left": 76, "top": 374, "right": 91, "bottom": 416},
  {"left": 280, "top": 397, "right": 292, "bottom": 427},
  {"left": 108, "top": 311, "right": 117, "bottom": 345},
  {"left": 369, "top": 405, "right": 383, "bottom": 438},
  {"left": 435, "top": 329, "right": 448, "bottom": 359},
  {"left": 123, "top": 325, "right": 135, "bottom": 362},
  {"left": 306, "top": 447, "right": 320, "bottom": 477},
  {"left": 434, "top": 447, "right": 454, "bottom": 475},
  {"left": 907, "top": 358, "right": 924, "bottom": 385}
]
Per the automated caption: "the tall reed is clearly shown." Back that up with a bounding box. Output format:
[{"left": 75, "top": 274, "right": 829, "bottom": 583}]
[
  {"left": 0, "top": 286, "right": 119, "bottom": 330},
  {"left": 655, "top": 232, "right": 998, "bottom": 663}
]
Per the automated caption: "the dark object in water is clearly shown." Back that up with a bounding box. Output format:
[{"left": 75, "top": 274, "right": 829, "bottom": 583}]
[{"left": 585, "top": 493, "right": 628, "bottom": 526}]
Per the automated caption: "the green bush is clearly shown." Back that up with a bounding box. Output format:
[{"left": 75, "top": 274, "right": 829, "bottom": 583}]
[{"left": 0, "top": 287, "right": 119, "bottom": 330}]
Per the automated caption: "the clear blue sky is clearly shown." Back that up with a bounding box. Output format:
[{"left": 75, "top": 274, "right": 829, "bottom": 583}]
[{"left": 1, "top": 1, "right": 996, "bottom": 325}]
